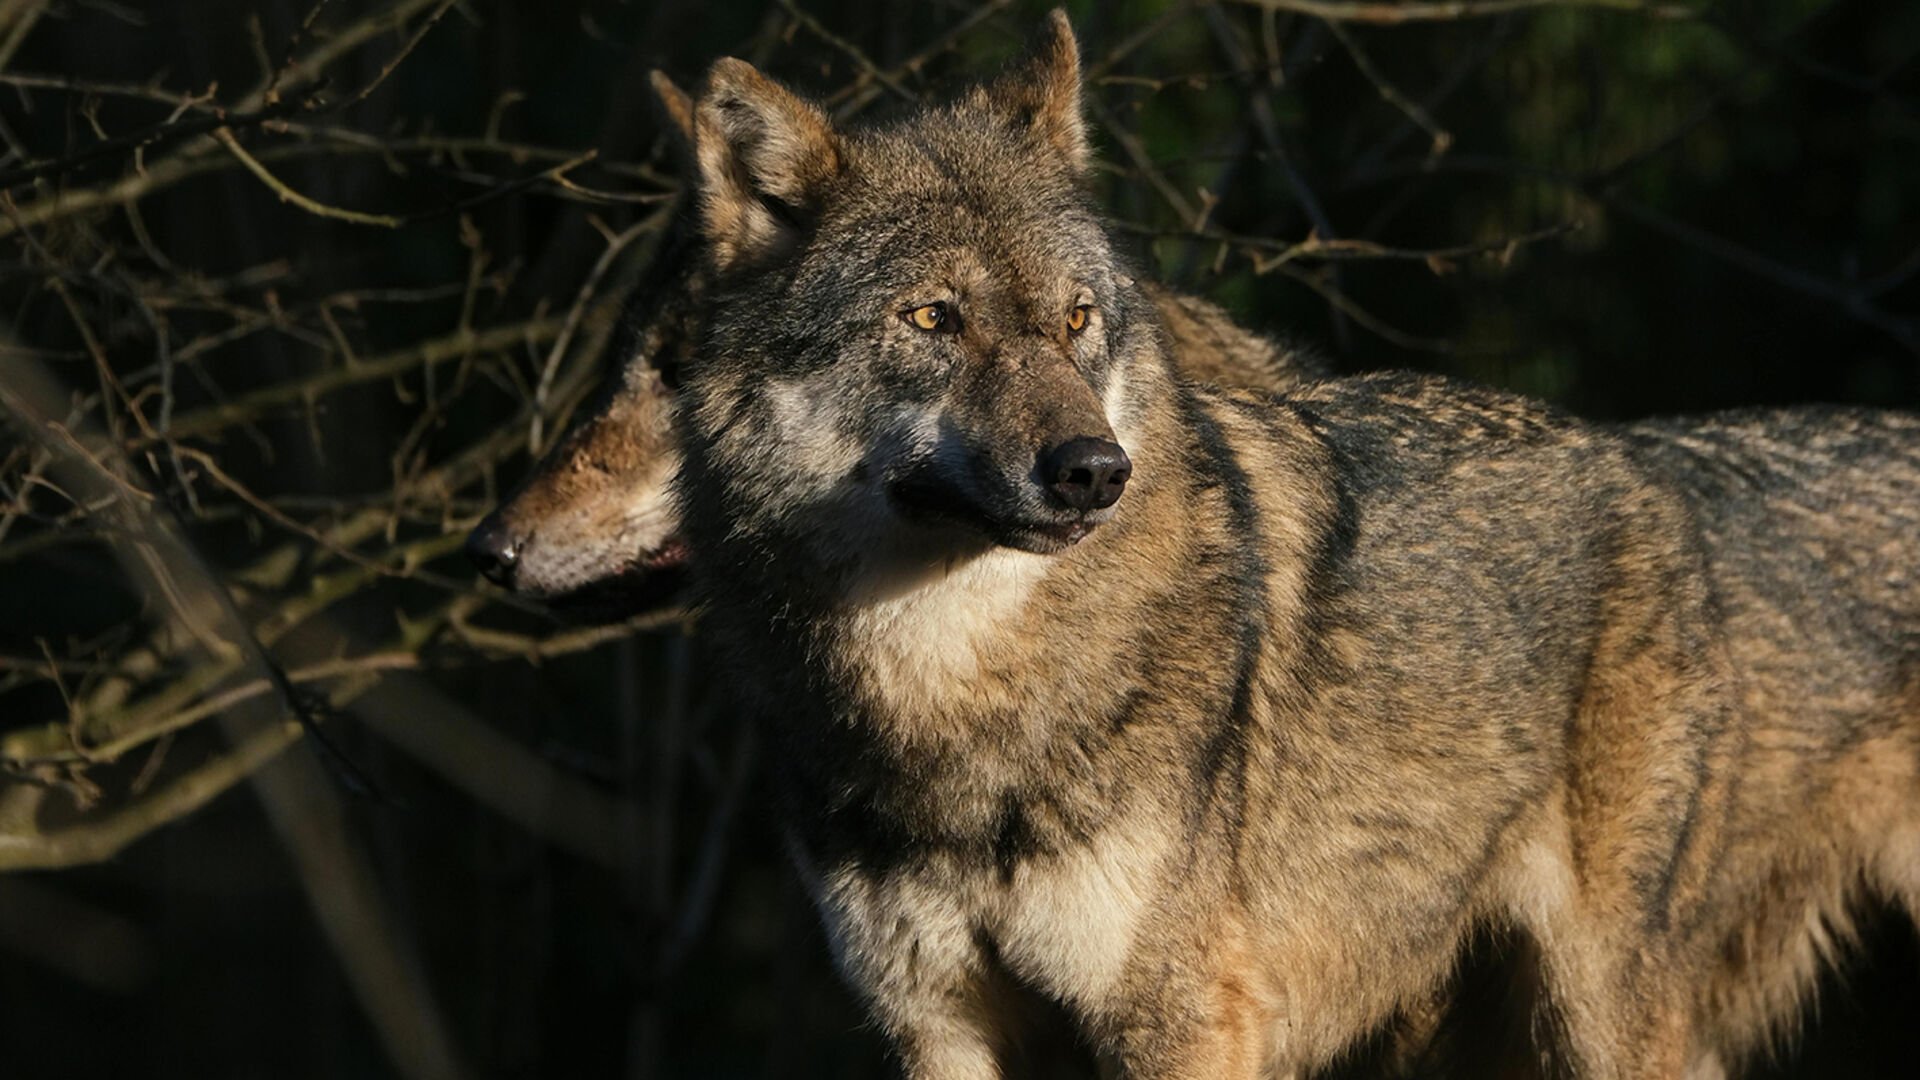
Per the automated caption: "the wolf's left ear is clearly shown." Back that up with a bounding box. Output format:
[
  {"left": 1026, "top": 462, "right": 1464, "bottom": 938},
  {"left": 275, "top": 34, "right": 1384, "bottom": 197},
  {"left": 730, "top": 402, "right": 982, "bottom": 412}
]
[
  {"left": 693, "top": 58, "right": 843, "bottom": 272},
  {"left": 986, "top": 9, "right": 1090, "bottom": 174},
  {"left": 650, "top": 71, "right": 697, "bottom": 153}
]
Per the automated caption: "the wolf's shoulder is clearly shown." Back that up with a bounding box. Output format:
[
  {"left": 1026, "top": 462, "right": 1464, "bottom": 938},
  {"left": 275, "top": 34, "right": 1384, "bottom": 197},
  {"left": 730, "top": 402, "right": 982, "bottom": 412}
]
[
  {"left": 1142, "top": 284, "right": 1330, "bottom": 392},
  {"left": 1182, "top": 372, "right": 1629, "bottom": 535}
]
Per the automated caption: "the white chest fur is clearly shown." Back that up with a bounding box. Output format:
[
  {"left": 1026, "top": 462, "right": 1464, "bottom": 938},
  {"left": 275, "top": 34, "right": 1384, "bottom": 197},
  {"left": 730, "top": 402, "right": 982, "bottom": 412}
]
[
  {"left": 984, "top": 824, "right": 1171, "bottom": 1011},
  {"left": 814, "top": 822, "right": 1172, "bottom": 1032}
]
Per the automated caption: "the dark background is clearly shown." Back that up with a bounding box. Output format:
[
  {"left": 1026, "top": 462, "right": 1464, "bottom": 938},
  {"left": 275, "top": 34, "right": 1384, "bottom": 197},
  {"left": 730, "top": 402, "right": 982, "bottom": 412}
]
[{"left": 0, "top": 1, "right": 1916, "bottom": 1077}]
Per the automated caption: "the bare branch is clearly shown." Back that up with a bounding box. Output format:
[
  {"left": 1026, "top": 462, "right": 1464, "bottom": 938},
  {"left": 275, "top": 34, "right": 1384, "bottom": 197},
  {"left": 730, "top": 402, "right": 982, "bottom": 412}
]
[
  {"left": 1323, "top": 19, "right": 1451, "bottom": 158},
  {"left": 1226, "top": 0, "right": 1696, "bottom": 23},
  {"left": 0, "top": 719, "right": 301, "bottom": 871},
  {"left": 160, "top": 317, "right": 565, "bottom": 441},
  {"left": 776, "top": 0, "right": 914, "bottom": 103},
  {"left": 530, "top": 210, "right": 667, "bottom": 452},
  {"left": 213, "top": 127, "right": 403, "bottom": 228},
  {"left": 0, "top": 0, "right": 49, "bottom": 74},
  {"left": 0, "top": 341, "right": 473, "bottom": 1080}
]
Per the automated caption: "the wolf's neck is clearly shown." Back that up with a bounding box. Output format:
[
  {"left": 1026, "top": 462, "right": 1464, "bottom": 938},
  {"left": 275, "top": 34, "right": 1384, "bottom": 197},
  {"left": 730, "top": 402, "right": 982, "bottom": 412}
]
[
  {"left": 797, "top": 494, "right": 1194, "bottom": 855},
  {"left": 831, "top": 544, "right": 1056, "bottom": 722}
]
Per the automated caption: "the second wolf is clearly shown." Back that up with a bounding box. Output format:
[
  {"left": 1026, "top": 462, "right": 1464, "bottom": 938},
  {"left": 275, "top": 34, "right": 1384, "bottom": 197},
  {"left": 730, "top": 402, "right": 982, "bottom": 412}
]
[{"left": 666, "top": 13, "right": 1920, "bottom": 1080}]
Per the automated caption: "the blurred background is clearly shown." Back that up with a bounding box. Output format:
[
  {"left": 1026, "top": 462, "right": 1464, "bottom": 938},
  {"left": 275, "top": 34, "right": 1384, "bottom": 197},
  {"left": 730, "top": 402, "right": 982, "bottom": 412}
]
[{"left": 0, "top": 0, "right": 1915, "bottom": 1077}]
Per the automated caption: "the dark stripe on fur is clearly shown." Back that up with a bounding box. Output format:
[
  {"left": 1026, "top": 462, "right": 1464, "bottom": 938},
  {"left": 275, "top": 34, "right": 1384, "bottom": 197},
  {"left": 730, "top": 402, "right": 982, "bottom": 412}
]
[{"left": 1175, "top": 383, "right": 1269, "bottom": 884}]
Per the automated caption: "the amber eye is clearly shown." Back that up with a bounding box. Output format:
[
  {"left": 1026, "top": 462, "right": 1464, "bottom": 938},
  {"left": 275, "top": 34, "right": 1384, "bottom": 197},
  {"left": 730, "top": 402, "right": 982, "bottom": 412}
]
[
  {"left": 1067, "top": 304, "right": 1093, "bottom": 335},
  {"left": 907, "top": 303, "right": 948, "bottom": 332}
]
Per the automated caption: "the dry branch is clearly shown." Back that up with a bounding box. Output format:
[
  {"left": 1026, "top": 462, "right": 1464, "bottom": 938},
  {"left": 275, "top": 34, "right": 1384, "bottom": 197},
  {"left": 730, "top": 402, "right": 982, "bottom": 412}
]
[
  {"left": 212, "top": 128, "right": 403, "bottom": 228},
  {"left": 1227, "top": 0, "right": 1696, "bottom": 22},
  {"left": 0, "top": 719, "right": 301, "bottom": 871},
  {"left": 159, "top": 317, "right": 566, "bottom": 441}
]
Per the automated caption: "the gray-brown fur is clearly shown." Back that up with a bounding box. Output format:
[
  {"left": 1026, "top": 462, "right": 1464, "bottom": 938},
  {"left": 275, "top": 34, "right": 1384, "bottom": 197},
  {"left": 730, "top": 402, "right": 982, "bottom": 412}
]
[
  {"left": 1148, "top": 283, "right": 1325, "bottom": 397},
  {"left": 669, "top": 12, "right": 1920, "bottom": 1079}
]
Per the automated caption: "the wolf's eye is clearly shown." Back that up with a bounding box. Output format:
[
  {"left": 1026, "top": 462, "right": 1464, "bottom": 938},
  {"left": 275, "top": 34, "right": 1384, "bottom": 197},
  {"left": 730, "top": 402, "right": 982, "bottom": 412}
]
[
  {"left": 1067, "top": 304, "right": 1093, "bottom": 335},
  {"left": 906, "top": 303, "right": 948, "bottom": 332}
]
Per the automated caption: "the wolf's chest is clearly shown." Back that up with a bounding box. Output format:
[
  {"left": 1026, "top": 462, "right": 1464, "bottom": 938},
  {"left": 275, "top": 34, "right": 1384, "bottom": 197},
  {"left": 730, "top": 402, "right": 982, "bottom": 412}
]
[
  {"left": 816, "top": 820, "right": 1174, "bottom": 1021},
  {"left": 978, "top": 825, "right": 1172, "bottom": 1011}
]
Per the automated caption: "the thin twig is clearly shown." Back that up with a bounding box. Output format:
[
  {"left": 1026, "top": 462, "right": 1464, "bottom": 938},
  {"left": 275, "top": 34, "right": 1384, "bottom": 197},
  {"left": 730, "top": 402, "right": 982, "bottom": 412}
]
[
  {"left": 775, "top": 0, "right": 914, "bottom": 102},
  {"left": 0, "top": 94, "right": 314, "bottom": 190},
  {"left": 1323, "top": 18, "right": 1451, "bottom": 158},
  {"left": 1227, "top": 0, "right": 1696, "bottom": 23},
  {"left": 530, "top": 210, "right": 666, "bottom": 452},
  {"left": 0, "top": 0, "right": 49, "bottom": 74},
  {"left": 213, "top": 127, "right": 403, "bottom": 228},
  {"left": 160, "top": 317, "right": 565, "bottom": 441},
  {"left": 0, "top": 720, "right": 301, "bottom": 871}
]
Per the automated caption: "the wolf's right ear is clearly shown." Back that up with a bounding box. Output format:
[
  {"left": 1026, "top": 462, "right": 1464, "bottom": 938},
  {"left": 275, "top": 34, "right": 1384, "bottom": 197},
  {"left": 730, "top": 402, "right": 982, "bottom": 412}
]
[
  {"left": 978, "top": 9, "right": 1090, "bottom": 175},
  {"left": 693, "top": 59, "right": 843, "bottom": 273}
]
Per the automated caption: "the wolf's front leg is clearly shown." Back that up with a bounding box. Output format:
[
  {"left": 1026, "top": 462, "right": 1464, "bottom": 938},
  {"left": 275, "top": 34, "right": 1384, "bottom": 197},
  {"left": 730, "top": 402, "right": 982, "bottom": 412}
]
[
  {"left": 889, "top": 1010, "right": 1005, "bottom": 1080},
  {"left": 1102, "top": 935, "right": 1273, "bottom": 1080},
  {"left": 1515, "top": 801, "right": 1706, "bottom": 1078},
  {"left": 1106, "top": 1000, "right": 1269, "bottom": 1080},
  {"left": 866, "top": 947, "right": 1025, "bottom": 1080},
  {"left": 816, "top": 865, "right": 1012, "bottom": 1080},
  {"left": 1535, "top": 940, "right": 1694, "bottom": 1080}
]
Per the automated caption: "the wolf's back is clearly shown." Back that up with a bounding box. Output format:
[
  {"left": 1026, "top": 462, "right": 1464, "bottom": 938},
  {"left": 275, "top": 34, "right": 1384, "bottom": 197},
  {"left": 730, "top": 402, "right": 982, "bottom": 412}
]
[{"left": 1627, "top": 407, "right": 1920, "bottom": 712}]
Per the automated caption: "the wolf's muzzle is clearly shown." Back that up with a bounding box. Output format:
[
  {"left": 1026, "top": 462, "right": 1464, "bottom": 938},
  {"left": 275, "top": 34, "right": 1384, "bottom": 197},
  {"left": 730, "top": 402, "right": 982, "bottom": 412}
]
[{"left": 1041, "top": 437, "right": 1131, "bottom": 512}]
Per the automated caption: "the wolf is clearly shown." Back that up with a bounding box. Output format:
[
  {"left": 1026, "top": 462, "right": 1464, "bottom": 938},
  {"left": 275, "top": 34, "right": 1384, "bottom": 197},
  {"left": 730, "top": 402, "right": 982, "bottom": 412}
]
[
  {"left": 463, "top": 78, "right": 1325, "bottom": 619},
  {"left": 665, "top": 11, "right": 1920, "bottom": 1080}
]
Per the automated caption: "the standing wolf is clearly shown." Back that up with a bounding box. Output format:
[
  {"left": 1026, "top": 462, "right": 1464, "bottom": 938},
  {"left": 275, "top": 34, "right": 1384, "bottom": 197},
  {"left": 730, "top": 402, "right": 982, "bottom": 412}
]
[{"left": 667, "top": 12, "right": 1920, "bottom": 1079}]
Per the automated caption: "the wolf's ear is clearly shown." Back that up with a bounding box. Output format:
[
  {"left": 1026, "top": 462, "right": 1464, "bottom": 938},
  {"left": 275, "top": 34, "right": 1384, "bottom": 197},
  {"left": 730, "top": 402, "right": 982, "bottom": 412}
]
[
  {"left": 650, "top": 70, "right": 697, "bottom": 151},
  {"left": 985, "top": 9, "right": 1089, "bottom": 173},
  {"left": 693, "top": 58, "right": 843, "bottom": 272}
]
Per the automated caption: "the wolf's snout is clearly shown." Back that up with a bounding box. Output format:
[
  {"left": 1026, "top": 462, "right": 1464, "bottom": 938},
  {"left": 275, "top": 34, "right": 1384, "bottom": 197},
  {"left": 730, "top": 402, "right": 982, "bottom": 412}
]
[
  {"left": 1042, "top": 437, "right": 1131, "bottom": 512},
  {"left": 465, "top": 514, "right": 523, "bottom": 587}
]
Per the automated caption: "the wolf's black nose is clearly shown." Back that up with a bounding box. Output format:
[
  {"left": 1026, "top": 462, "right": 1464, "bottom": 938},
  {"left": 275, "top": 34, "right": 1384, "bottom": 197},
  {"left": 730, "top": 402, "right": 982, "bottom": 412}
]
[
  {"left": 1042, "top": 437, "right": 1131, "bottom": 512},
  {"left": 465, "top": 514, "right": 522, "bottom": 587}
]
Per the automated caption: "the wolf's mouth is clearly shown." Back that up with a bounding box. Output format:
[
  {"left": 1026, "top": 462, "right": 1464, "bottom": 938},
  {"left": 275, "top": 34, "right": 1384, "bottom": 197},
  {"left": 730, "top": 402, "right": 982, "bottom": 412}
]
[
  {"left": 543, "top": 533, "right": 692, "bottom": 623},
  {"left": 887, "top": 475, "right": 1097, "bottom": 553},
  {"left": 638, "top": 535, "right": 691, "bottom": 571},
  {"left": 1002, "top": 521, "right": 1093, "bottom": 549}
]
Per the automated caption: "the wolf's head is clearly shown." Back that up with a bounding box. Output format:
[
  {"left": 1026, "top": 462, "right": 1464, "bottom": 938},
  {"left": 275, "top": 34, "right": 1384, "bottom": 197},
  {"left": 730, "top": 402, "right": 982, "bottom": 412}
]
[
  {"left": 463, "top": 351, "right": 688, "bottom": 613},
  {"left": 682, "top": 11, "right": 1157, "bottom": 587},
  {"left": 464, "top": 215, "right": 702, "bottom": 614},
  {"left": 463, "top": 79, "right": 710, "bottom": 614}
]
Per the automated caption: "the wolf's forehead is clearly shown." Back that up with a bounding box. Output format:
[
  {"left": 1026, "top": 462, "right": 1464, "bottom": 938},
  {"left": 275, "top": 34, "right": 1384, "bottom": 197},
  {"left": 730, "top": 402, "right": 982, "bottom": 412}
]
[
  {"left": 850, "top": 120, "right": 1078, "bottom": 208},
  {"left": 895, "top": 205, "right": 1094, "bottom": 265},
  {"left": 833, "top": 168, "right": 1100, "bottom": 275}
]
